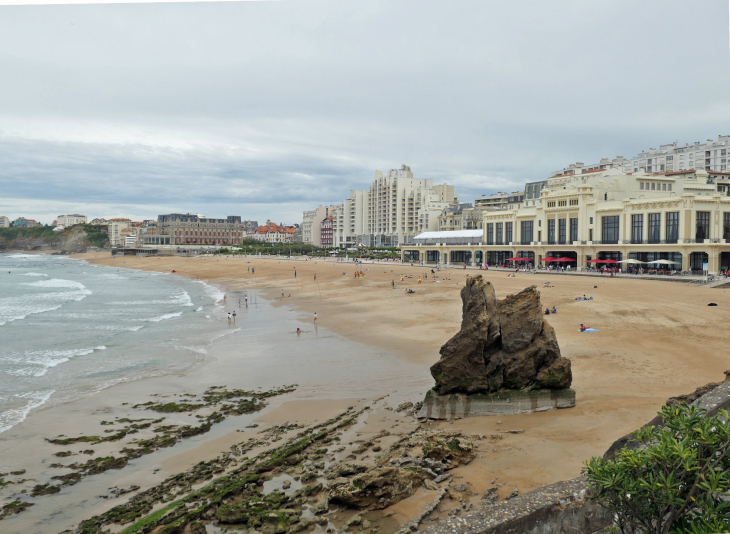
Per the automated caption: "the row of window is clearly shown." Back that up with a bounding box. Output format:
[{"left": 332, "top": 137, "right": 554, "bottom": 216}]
[
  {"left": 545, "top": 198, "right": 579, "bottom": 208},
  {"left": 639, "top": 182, "right": 672, "bottom": 191},
  {"left": 484, "top": 222, "right": 514, "bottom": 245}
]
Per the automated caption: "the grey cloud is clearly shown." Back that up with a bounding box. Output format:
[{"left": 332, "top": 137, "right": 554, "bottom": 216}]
[{"left": 1, "top": 0, "right": 729, "bottom": 223}]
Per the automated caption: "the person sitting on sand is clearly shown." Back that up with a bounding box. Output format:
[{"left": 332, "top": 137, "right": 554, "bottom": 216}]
[
  {"left": 544, "top": 308, "right": 550, "bottom": 315},
  {"left": 551, "top": 306, "right": 557, "bottom": 314},
  {"left": 580, "top": 324, "right": 586, "bottom": 332}
]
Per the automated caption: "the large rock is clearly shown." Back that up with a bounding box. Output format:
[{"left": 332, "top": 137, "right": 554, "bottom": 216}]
[
  {"left": 328, "top": 467, "right": 425, "bottom": 510},
  {"left": 430, "top": 276, "right": 572, "bottom": 395}
]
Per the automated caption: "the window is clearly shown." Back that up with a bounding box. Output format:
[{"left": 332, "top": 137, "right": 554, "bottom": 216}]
[
  {"left": 651, "top": 183, "right": 655, "bottom": 190},
  {"left": 589, "top": 229, "right": 593, "bottom": 241},
  {"left": 496, "top": 223, "right": 503, "bottom": 245},
  {"left": 640, "top": 182, "right": 644, "bottom": 190},
  {"left": 558, "top": 200, "right": 567, "bottom": 207},
  {"left": 521, "top": 221, "right": 533, "bottom": 244},
  {"left": 487, "top": 223, "right": 494, "bottom": 245},
  {"left": 547, "top": 219, "right": 555, "bottom": 244},
  {"left": 696, "top": 211, "right": 710, "bottom": 241},
  {"left": 558, "top": 219, "right": 566, "bottom": 244},
  {"left": 632, "top": 214, "right": 643, "bottom": 244},
  {"left": 668, "top": 184, "right": 672, "bottom": 191},
  {"left": 547, "top": 201, "right": 556, "bottom": 208},
  {"left": 724, "top": 213, "right": 730, "bottom": 241},
  {"left": 569, "top": 199, "right": 578, "bottom": 206},
  {"left": 589, "top": 217, "right": 593, "bottom": 224},
  {"left": 505, "top": 222, "right": 513, "bottom": 244},
  {"left": 667, "top": 156, "right": 673, "bottom": 161},
  {"left": 602, "top": 216, "right": 619, "bottom": 244},
  {"left": 648, "top": 213, "right": 661, "bottom": 243},
  {"left": 570, "top": 218, "right": 578, "bottom": 242}
]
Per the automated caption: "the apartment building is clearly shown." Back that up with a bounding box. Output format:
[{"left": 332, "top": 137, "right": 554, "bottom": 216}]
[
  {"left": 332, "top": 190, "right": 369, "bottom": 248},
  {"left": 0, "top": 216, "right": 9, "bottom": 228},
  {"left": 366, "top": 165, "right": 457, "bottom": 246},
  {"left": 320, "top": 217, "right": 334, "bottom": 247},
  {"left": 474, "top": 191, "right": 525, "bottom": 210},
  {"left": 301, "top": 205, "right": 338, "bottom": 246},
  {"left": 552, "top": 135, "right": 730, "bottom": 178},
  {"left": 13, "top": 217, "right": 41, "bottom": 227},
  {"left": 402, "top": 168, "right": 730, "bottom": 274},
  {"left": 253, "top": 220, "right": 296, "bottom": 243},
  {"left": 56, "top": 214, "right": 87, "bottom": 226},
  {"left": 108, "top": 219, "right": 133, "bottom": 246}
]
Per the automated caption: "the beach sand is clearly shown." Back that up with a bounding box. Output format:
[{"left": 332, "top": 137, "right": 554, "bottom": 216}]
[
  {"left": 75, "top": 252, "right": 730, "bottom": 491},
  {"left": 3, "top": 250, "right": 726, "bottom": 532}
]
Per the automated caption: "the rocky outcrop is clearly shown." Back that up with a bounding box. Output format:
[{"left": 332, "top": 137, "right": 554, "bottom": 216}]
[
  {"left": 0, "top": 226, "right": 108, "bottom": 254},
  {"left": 328, "top": 466, "right": 425, "bottom": 510},
  {"left": 430, "top": 276, "right": 572, "bottom": 395}
]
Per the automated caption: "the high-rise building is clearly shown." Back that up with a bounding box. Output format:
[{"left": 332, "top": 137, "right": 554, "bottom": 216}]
[
  {"left": 332, "top": 190, "right": 369, "bottom": 248},
  {"left": 0, "top": 216, "right": 9, "bottom": 228}
]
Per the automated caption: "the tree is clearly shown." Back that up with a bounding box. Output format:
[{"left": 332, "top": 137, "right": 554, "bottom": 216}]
[{"left": 583, "top": 403, "right": 730, "bottom": 534}]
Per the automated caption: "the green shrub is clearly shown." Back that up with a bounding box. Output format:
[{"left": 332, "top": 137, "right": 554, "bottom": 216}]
[{"left": 584, "top": 403, "right": 730, "bottom": 534}]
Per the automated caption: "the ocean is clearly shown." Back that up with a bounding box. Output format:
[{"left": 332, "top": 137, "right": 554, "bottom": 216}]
[{"left": 0, "top": 253, "right": 231, "bottom": 435}]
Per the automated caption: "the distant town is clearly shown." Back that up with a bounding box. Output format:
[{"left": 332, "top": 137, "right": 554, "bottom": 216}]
[{"left": 4, "top": 134, "right": 730, "bottom": 273}]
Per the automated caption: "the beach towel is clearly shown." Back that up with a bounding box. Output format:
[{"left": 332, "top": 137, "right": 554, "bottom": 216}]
[{"left": 578, "top": 328, "right": 599, "bottom": 333}]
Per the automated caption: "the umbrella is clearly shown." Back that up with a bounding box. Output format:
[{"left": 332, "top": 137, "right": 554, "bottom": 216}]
[
  {"left": 647, "top": 259, "right": 681, "bottom": 265},
  {"left": 504, "top": 257, "right": 522, "bottom": 261},
  {"left": 585, "top": 259, "right": 601, "bottom": 263},
  {"left": 619, "top": 259, "right": 645, "bottom": 264},
  {"left": 555, "top": 257, "right": 577, "bottom": 262},
  {"left": 600, "top": 259, "right": 619, "bottom": 264},
  {"left": 540, "top": 257, "right": 559, "bottom": 262}
]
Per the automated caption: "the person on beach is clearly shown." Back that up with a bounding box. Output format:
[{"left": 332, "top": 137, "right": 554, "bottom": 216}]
[
  {"left": 281, "top": 289, "right": 284, "bottom": 297},
  {"left": 244, "top": 295, "right": 248, "bottom": 306},
  {"left": 232, "top": 310, "right": 237, "bottom": 322},
  {"left": 296, "top": 328, "right": 301, "bottom": 334},
  {"left": 314, "top": 312, "right": 318, "bottom": 323},
  {"left": 391, "top": 280, "right": 395, "bottom": 289},
  {"left": 227, "top": 312, "right": 232, "bottom": 323}
]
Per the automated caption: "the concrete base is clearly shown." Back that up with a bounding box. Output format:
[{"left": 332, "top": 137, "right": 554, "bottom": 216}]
[{"left": 417, "top": 388, "right": 576, "bottom": 420}]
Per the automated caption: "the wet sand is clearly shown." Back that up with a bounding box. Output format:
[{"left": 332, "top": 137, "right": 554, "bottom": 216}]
[{"left": 78, "top": 252, "right": 730, "bottom": 491}]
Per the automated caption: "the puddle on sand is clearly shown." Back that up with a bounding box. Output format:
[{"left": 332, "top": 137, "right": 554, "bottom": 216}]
[{"left": 262, "top": 473, "right": 302, "bottom": 496}]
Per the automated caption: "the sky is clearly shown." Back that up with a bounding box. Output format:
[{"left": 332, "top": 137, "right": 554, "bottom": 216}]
[{"left": 1, "top": 0, "right": 729, "bottom": 225}]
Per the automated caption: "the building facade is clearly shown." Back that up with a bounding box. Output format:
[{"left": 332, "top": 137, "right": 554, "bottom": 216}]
[
  {"left": 12, "top": 217, "right": 41, "bottom": 227},
  {"left": 57, "top": 214, "right": 87, "bottom": 226},
  {"left": 0, "top": 216, "right": 9, "bottom": 228},
  {"left": 332, "top": 190, "right": 369, "bottom": 248},
  {"left": 301, "top": 205, "right": 338, "bottom": 246},
  {"left": 552, "top": 135, "right": 730, "bottom": 178},
  {"left": 320, "top": 217, "right": 334, "bottom": 247},
  {"left": 402, "top": 168, "right": 730, "bottom": 274},
  {"left": 138, "top": 214, "right": 245, "bottom": 246},
  {"left": 108, "top": 219, "right": 132, "bottom": 246},
  {"left": 252, "top": 220, "right": 296, "bottom": 243}
]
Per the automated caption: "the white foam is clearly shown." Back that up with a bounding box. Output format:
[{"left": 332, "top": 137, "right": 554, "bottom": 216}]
[
  {"left": 24, "top": 278, "right": 87, "bottom": 290},
  {"left": 22, "top": 272, "right": 48, "bottom": 277},
  {"left": 197, "top": 280, "right": 226, "bottom": 304},
  {"left": 172, "top": 289, "right": 194, "bottom": 307},
  {"left": 0, "top": 389, "right": 55, "bottom": 434},
  {"left": 3, "top": 346, "right": 107, "bottom": 377},
  {"left": 0, "top": 278, "right": 92, "bottom": 326},
  {"left": 195, "top": 306, "right": 203, "bottom": 312},
  {"left": 143, "top": 311, "right": 183, "bottom": 322}
]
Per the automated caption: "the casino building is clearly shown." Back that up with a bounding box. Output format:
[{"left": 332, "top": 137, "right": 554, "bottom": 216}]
[
  {"left": 143, "top": 213, "right": 245, "bottom": 246},
  {"left": 400, "top": 168, "right": 730, "bottom": 274}
]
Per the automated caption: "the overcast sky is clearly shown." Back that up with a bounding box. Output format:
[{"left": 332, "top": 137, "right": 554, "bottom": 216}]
[{"left": 1, "top": 0, "right": 729, "bottom": 224}]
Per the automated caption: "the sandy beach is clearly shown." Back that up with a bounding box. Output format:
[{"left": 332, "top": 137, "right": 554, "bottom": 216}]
[
  {"left": 78, "top": 251, "right": 729, "bottom": 491},
  {"left": 2, "top": 250, "right": 728, "bottom": 532}
]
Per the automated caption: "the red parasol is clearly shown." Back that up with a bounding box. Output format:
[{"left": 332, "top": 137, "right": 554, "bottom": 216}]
[
  {"left": 555, "top": 257, "right": 577, "bottom": 262},
  {"left": 540, "top": 257, "right": 559, "bottom": 262}
]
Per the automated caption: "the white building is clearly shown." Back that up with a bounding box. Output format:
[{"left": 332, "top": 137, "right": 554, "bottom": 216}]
[
  {"left": 56, "top": 214, "right": 87, "bottom": 227},
  {"left": 108, "top": 219, "right": 132, "bottom": 246},
  {"left": 300, "top": 205, "right": 338, "bottom": 246},
  {"left": 0, "top": 216, "right": 9, "bottom": 228},
  {"left": 332, "top": 190, "right": 369, "bottom": 248},
  {"left": 366, "top": 165, "right": 457, "bottom": 246},
  {"left": 552, "top": 135, "right": 730, "bottom": 178}
]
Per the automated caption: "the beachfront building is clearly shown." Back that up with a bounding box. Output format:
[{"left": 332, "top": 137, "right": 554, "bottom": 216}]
[
  {"left": 90, "top": 218, "right": 107, "bottom": 225},
  {"left": 301, "top": 205, "right": 338, "bottom": 246},
  {"left": 364, "top": 165, "right": 457, "bottom": 247},
  {"left": 56, "top": 214, "right": 87, "bottom": 227},
  {"left": 320, "top": 217, "right": 334, "bottom": 247},
  {"left": 108, "top": 219, "right": 132, "bottom": 246},
  {"left": 149, "top": 213, "right": 245, "bottom": 246},
  {"left": 401, "top": 168, "right": 730, "bottom": 274},
  {"left": 0, "top": 216, "right": 9, "bottom": 227},
  {"left": 474, "top": 191, "right": 525, "bottom": 211}
]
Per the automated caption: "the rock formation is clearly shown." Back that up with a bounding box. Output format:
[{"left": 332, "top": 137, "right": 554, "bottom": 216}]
[{"left": 430, "top": 276, "right": 572, "bottom": 394}]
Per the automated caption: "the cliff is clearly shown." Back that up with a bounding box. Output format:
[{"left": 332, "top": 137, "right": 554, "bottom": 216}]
[{"left": 0, "top": 225, "right": 109, "bottom": 254}]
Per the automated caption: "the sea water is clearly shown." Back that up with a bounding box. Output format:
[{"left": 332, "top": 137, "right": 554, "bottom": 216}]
[{"left": 0, "top": 253, "right": 230, "bottom": 434}]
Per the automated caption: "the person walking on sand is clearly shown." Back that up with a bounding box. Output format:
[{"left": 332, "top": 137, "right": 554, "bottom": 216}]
[
  {"left": 232, "top": 310, "right": 237, "bottom": 322},
  {"left": 314, "top": 312, "right": 318, "bottom": 323},
  {"left": 281, "top": 289, "right": 284, "bottom": 297},
  {"left": 418, "top": 277, "right": 421, "bottom": 284},
  {"left": 227, "top": 312, "right": 232, "bottom": 323},
  {"left": 244, "top": 295, "right": 248, "bottom": 306}
]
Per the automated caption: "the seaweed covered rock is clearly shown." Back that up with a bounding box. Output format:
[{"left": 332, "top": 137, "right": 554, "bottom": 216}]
[
  {"left": 329, "top": 466, "right": 425, "bottom": 510},
  {"left": 431, "top": 277, "right": 572, "bottom": 394}
]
